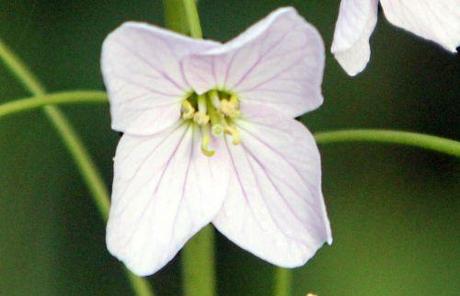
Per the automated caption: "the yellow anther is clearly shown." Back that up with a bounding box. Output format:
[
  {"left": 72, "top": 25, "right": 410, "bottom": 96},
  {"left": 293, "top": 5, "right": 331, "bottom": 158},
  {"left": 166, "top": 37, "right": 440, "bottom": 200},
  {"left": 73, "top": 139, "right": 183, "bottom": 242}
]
[
  {"left": 193, "top": 112, "right": 209, "bottom": 125},
  {"left": 200, "top": 126, "right": 215, "bottom": 157},
  {"left": 224, "top": 125, "right": 241, "bottom": 145},
  {"left": 229, "top": 94, "right": 239, "bottom": 107},
  {"left": 220, "top": 98, "right": 240, "bottom": 118},
  {"left": 181, "top": 100, "right": 195, "bottom": 119}
]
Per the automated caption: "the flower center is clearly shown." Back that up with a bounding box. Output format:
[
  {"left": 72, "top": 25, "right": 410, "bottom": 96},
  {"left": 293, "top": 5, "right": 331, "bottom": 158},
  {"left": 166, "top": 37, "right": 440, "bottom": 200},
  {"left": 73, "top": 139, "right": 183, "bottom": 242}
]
[{"left": 181, "top": 89, "right": 241, "bottom": 157}]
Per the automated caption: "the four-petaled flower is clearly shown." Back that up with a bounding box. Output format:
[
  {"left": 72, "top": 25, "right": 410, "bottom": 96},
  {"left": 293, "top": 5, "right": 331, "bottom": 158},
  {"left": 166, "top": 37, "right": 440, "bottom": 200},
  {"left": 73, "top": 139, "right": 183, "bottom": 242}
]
[
  {"left": 331, "top": 0, "right": 460, "bottom": 76},
  {"left": 101, "top": 7, "right": 332, "bottom": 276}
]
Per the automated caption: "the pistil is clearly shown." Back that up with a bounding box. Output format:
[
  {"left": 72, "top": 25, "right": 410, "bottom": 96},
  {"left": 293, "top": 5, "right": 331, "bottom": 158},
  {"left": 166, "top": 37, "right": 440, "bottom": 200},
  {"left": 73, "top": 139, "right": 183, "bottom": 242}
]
[
  {"left": 207, "top": 94, "right": 224, "bottom": 137},
  {"left": 193, "top": 95, "right": 210, "bottom": 125}
]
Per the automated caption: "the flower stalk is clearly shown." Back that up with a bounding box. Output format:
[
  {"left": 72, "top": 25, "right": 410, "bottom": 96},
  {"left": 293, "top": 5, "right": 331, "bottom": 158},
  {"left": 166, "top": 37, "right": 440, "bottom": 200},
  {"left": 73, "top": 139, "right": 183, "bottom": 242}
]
[
  {"left": 0, "top": 90, "right": 107, "bottom": 118},
  {"left": 0, "top": 38, "right": 155, "bottom": 296},
  {"left": 315, "top": 129, "right": 460, "bottom": 157},
  {"left": 163, "top": 1, "right": 217, "bottom": 296},
  {"left": 274, "top": 268, "right": 292, "bottom": 296}
]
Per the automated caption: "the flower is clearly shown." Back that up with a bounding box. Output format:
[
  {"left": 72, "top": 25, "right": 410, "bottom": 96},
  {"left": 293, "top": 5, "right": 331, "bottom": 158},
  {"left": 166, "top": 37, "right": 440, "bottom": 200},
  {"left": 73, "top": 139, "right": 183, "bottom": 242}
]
[
  {"left": 101, "top": 7, "right": 332, "bottom": 276},
  {"left": 331, "top": 0, "right": 460, "bottom": 76}
]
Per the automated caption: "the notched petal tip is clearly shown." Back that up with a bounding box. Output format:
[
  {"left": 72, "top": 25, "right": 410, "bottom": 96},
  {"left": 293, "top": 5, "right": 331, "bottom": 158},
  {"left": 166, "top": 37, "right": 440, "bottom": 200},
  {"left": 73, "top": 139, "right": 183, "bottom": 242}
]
[{"left": 106, "top": 127, "right": 229, "bottom": 276}]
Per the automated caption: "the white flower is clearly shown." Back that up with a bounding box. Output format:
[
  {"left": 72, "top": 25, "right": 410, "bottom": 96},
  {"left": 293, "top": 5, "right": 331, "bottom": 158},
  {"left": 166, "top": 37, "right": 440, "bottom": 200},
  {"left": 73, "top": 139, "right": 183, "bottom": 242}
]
[
  {"left": 331, "top": 0, "right": 460, "bottom": 76},
  {"left": 101, "top": 7, "right": 332, "bottom": 276}
]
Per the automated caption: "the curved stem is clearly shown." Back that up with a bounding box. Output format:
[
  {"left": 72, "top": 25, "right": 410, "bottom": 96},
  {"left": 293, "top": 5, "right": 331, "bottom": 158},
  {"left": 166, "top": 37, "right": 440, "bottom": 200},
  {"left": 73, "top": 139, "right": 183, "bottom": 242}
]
[
  {"left": 315, "top": 129, "right": 460, "bottom": 157},
  {"left": 0, "top": 90, "right": 107, "bottom": 118},
  {"left": 0, "top": 39, "right": 154, "bottom": 296},
  {"left": 274, "top": 268, "right": 291, "bottom": 296},
  {"left": 0, "top": 39, "right": 45, "bottom": 94},
  {"left": 42, "top": 106, "right": 111, "bottom": 217}
]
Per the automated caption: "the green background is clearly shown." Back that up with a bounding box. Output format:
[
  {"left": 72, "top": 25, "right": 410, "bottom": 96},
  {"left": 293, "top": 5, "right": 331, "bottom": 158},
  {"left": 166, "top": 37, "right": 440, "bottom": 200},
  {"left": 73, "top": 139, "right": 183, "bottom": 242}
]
[{"left": 0, "top": 0, "right": 458, "bottom": 295}]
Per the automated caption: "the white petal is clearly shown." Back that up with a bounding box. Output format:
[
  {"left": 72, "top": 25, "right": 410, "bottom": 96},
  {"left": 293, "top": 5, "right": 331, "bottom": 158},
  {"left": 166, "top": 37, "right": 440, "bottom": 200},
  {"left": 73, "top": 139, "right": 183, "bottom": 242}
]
[
  {"left": 213, "top": 106, "right": 332, "bottom": 268},
  {"left": 331, "top": 0, "right": 379, "bottom": 76},
  {"left": 182, "top": 7, "right": 325, "bottom": 117},
  {"left": 101, "top": 22, "right": 219, "bottom": 135},
  {"left": 380, "top": 0, "right": 460, "bottom": 52},
  {"left": 107, "top": 124, "right": 228, "bottom": 276}
]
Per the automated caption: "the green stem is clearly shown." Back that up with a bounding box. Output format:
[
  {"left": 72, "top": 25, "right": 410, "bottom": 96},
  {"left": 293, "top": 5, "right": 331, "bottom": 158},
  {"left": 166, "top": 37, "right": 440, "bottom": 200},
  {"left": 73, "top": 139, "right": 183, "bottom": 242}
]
[
  {"left": 0, "top": 38, "right": 154, "bottom": 296},
  {"left": 0, "top": 39, "right": 45, "bottom": 94},
  {"left": 163, "top": 2, "right": 216, "bottom": 296},
  {"left": 182, "top": 0, "right": 203, "bottom": 38},
  {"left": 274, "top": 268, "right": 291, "bottom": 296},
  {"left": 42, "top": 106, "right": 111, "bottom": 217},
  {"left": 181, "top": 226, "right": 216, "bottom": 296},
  {"left": 163, "top": 0, "right": 189, "bottom": 35},
  {"left": 0, "top": 90, "right": 107, "bottom": 118},
  {"left": 315, "top": 129, "right": 460, "bottom": 157}
]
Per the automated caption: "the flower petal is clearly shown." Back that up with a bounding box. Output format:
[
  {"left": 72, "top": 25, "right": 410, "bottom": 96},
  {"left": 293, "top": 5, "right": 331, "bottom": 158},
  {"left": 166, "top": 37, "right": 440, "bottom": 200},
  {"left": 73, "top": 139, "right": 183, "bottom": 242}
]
[
  {"left": 101, "top": 22, "right": 219, "bottom": 135},
  {"left": 107, "top": 124, "right": 228, "bottom": 276},
  {"left": 380, "top": 0, "right": 460, "bottom": 52},
  {"left": 213, "top": 106, "right": 332, "bottom": 267},
  {"left": 182, "top": 7, "right": 325, "bottom": 117},
  {"left": 331, "top": 0, "right": 379, "bottom": 76}
]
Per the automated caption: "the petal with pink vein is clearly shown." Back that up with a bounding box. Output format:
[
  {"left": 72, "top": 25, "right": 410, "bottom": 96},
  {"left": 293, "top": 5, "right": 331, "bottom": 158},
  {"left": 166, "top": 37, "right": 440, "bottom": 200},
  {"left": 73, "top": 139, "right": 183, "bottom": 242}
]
[
  {"left": 107, "top": 124, "right": 228, "bottom": 275},
  {"left": 182, "top": 7, "right": 325, "bottom": 117},
  {"left": 101, "top": 22, "right": 219, "bottom": 135},
  {"left": 213, "top": 106, "right": 332, "bottom": 268}
]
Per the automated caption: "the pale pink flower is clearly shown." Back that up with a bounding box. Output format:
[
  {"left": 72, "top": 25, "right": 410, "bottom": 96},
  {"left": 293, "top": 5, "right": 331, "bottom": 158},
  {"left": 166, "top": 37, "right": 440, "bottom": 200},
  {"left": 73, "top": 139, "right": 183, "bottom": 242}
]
[
  {"left": 331, "top": 0, "right": 460, "bottom": 76},
  {"left": 101, "top": 7, "right": 332, "bottom": 276}
]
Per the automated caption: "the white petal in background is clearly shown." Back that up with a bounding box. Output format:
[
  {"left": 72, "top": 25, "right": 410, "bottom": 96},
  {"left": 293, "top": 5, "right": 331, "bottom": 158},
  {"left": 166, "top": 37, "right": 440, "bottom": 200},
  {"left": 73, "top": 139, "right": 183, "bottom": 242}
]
[
  {"left": 380, "top": 0, "right": 460, "bottom": 52},
  {"left": 213, "top": 106, "right": 332, "bottom": 268},
  {"left": 331, "top": 0, "right": 379, "bottom": 76},
  {"left": 182, "top": 7, "right": 325, "bottom": 117},
  {"left": 101, "top": 22, "right": 219, "bottom": 135},
  {"left": 107, "top": 124, "right": 228, "bottom": 276}
]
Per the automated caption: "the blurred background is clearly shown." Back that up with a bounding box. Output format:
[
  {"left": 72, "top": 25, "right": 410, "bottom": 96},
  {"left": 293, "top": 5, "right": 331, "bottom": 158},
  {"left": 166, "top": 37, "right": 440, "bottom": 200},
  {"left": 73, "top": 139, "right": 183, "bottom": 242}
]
[{"left": 0, "top": 0, "right": 459, "bottom": 295}]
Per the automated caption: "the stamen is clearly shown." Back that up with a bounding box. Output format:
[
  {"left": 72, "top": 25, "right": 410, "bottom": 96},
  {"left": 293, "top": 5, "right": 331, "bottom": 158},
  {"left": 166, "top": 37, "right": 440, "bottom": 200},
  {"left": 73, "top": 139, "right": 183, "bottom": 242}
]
[
  {"left": 197, "top": 94, "right": 207, "bottom": 114},
  {"left": 220, "top": 95, "right": 240, "bottom": 118},
  {"left": 223, "top": 121, "right": 241, "bottom": 145},
  {"left": 229, "top": 94, "right": 239, "bottom": 107},
  {"left": 209, "top": 90, "right": 221, "bottom": 109},
  {"left": 193, "top": 112, "right": 209, "bottom": 125},
  {"left": 200, "top": 125, "right": 215, "bottom": 157},
  {"left": 181, "top": 100, "right": 195, "bottom": 119},
  {"left": 182, "top": 90, "right": 243, "bottom": 155}
]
